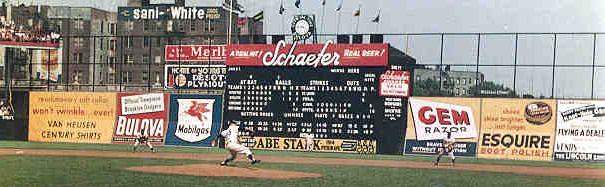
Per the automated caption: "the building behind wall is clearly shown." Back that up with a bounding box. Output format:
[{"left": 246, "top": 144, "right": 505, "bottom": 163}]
[
  {"left": 237, "top": 17, "right": 264, "bottom": 43},
  {"left": 0, "top": 0, "right": 262, "bottom": 91},
  {"left": 116, "top": 0, "right": 242, "bottom": 90},
  {"left": 45, "top": 7, "right": 117, "bottom": 90},
  {"left": 414, "top": 67, "right": 485, "bottom": 96},
  {"left": 0, "top": 4, "right": 116, "bottom": 90}
]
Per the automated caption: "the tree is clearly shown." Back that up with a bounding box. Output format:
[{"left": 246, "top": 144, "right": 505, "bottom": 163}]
[
  {"left": 470, "top": 81, "right": 518, "bottom": 98},
  {"left": 413, "top": 79, "right": 452, "bottom": 97}
]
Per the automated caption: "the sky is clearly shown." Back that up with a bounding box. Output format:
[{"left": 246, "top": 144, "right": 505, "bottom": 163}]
[
  {"left": 12, "top": 0, "right": 605, "bottom": 98},
  {"left": 17, "top": 0, "right": 605, "bottom": 34}
]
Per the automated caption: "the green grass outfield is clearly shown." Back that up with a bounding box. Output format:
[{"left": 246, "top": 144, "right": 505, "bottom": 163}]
[{"left": 0, "top": 141, "right": 604, "bottom": 187}]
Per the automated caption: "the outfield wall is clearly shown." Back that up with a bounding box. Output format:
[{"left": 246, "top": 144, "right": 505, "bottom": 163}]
[
  {"left": 404, "top": 97, "right": 482, "bottom": 157},
  {"left": 24, "top": 91, "right": 224, "bottom": 148},
  {"left": 1, "top": 91, "right": 603, "bottom": 162},
  {"left": 405, "top": 97, "right": 603, "bottom": 162},
  {"left": 0, "top": 91, "right": 29, "bottom": 141}
]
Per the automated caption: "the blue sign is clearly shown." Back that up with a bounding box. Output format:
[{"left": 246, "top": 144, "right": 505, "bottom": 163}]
[
  {"left": 404, "top": 139, "right": 477, "bottom": 157},
  {"left": 554, "top": 152, "right": 605, "bottom": 162},
  {"left": 165, "top": 94, "right": 223, "bottom": 147}
]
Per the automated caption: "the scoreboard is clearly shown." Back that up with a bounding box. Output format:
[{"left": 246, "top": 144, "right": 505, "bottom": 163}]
[
  {"left": 227, "top": 66, "right": 384, "bottom": 137},
  {"left": 224, "top": 41, "right": 408, "bottom": 154}
]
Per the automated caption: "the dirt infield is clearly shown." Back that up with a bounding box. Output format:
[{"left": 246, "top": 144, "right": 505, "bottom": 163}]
[
  {"left": 127, "top": 164, "right": 322, "bottom": 179},
  {"left": 1, "top": 148, "right": 604, "bottom": 180}
]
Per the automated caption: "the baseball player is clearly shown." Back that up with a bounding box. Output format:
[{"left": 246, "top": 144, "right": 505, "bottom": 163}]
[
  {"left": 303, "top": 133, "right": 314, "bottom": 152},
  {"left": 434, "top": 131, "right": 456, "bottom": 166},
  {"left": 133, "top": 129, "right": 155, "bottom": 152},
  {"left": 219, "top": 121, "right": 261, "bottom": 166}
]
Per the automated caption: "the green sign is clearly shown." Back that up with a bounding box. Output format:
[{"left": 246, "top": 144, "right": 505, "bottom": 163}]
[{"left": 118, "top": 6, "right": 221, "bottom": 21}]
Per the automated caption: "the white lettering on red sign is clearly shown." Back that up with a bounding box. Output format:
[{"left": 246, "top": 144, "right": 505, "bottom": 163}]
[
  {"left": 409, "top": 98, "right": 478, "bottom": 140},
  {"left": 262, "top": 40, "right": 341, "bottom": 67}
]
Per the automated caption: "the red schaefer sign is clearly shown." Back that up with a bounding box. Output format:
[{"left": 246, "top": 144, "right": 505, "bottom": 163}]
[
  {"left": 165, "top": 45, "right": 226, "bottom": 62},
  {"left": 226, "top": 40, "right": 388, "bottom": 67}
]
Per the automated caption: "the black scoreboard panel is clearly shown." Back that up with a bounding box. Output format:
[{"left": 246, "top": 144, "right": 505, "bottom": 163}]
[{"left": 225, "top": 66, "right": 386, "bottom": 141}]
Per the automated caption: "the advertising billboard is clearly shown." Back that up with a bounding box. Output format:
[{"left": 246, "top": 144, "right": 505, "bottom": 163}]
[
  {"left": 554, "top": 100, "right": 605, "bottom": 161},
  {"left": 28, "top": 92, "right": 117, "bottom": 144},
  {"left": 165, "top": 45, "right": 226, "bottom": 62},
  {"left": 404, "top": 97, "right": 481, "bottom": 157},
  {"left": 164, "top": 65, "right": 226, "bottom": 89},
  {"left": 226, "top": 40, "right": 388, "bottom": 67},
  {"left": 379, "top": 70, "right": 410, "bottom": 97},
  {"left": 33, "top": 48, "right": 62, "bottom": 82},
  {"left": 113, "top": 93, "right": 169, "bottom": 145},
  {"left": 164, "top": 94, "right": 223, "bottom": 147},
  {"left": 478, "top": 99, "right": 556, "bottom": 161},
  {"left": 118, "top": 6, "right": 221, "bottom": 20},
  {"left": 244, "top": 137, "right": 376, "bottom": 154}
]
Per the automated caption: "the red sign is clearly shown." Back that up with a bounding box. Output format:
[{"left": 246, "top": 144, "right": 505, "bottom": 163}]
[
  {"left": 0, "top": 41, "right": 60, "bottom": 49},
  {"left": 237, "top": 18, "right": 247, "bottom": 26},
  {"left": 409, "top": 98, "right": 479, "bottom": 140},
  {"left": 226, "top": 40, "right": 388, "bottom": 67},
  {"left": 379, "top": 70, "right": 411, "bottom": 97},
  {"left": 165, "top": 45, "right": 226, "bottom": 62},
  {"left": 113, "top": 93, "right": 169, "bottom": 145}
]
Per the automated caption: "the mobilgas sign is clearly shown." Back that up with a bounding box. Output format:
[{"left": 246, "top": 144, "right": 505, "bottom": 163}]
[
  {"left": 165, "top": 94, "right": 223, "bottom": 147},
  {"left": 118, "top": 6, "right": 221, "bottom": 20}
]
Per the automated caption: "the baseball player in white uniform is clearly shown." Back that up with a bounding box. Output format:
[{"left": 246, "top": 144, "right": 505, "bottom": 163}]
[
  {"left": 219, "top": 121, "right": 260, "bottom": 166},
  {"left": 133, "top": 129, "right": 155, "bottom": 152},
  {"left": 303, "top": 133, "right": 314, "bottom": 152},
  {"left": 434, "top": 131, "right": 456, "bottom": 166}
]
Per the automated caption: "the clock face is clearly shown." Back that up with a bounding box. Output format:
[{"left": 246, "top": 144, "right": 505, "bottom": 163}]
[
  {"left": 291, "top": 15, "right": 315, "bottom": 41},
  {"left": 294, "top": 20, "right": 310, "bottom": 35}
]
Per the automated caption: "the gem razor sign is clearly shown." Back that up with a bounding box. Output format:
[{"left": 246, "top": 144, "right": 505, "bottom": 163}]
[{"left": 409, "top": 98, "right": 478, "bottom": 141}]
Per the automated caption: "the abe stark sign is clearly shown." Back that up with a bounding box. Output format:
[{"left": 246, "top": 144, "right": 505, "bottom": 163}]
[{"left": 410, "top": 98, "right": 478, "bottom": 140}]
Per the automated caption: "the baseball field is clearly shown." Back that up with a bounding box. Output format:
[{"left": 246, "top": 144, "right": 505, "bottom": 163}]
[{"left": 0, "top": 141, "right": 604, "bottom": 187}]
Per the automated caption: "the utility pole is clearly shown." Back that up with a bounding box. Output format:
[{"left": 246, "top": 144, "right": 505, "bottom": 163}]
[{"left": 227, "top": 0, "right": 234, "bottom": 44}]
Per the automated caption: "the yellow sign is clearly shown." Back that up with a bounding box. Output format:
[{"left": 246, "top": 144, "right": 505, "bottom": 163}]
[
  {"left": 478, "top": 99, "right": 556, "bottom": 161},
  {"left": 28, "top": 92, "right": 117, "bottom": 144},
  {"left": 243, "top": 137, "right": 376, "bottom": 154}
]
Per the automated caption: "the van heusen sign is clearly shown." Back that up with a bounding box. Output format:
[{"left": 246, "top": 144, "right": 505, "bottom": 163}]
[{"left": 118, "top": 6, "right": 221, "bottom": 20}]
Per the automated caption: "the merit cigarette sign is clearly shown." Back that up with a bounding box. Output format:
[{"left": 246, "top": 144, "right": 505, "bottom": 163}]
[{"left": 165, "top": 45, "right": 227, "bottom": 62}]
